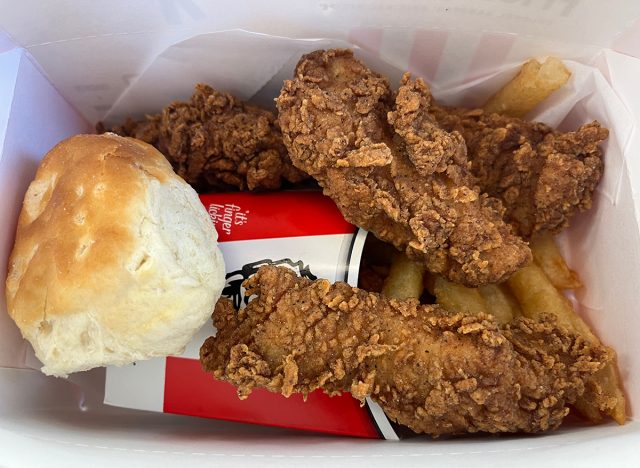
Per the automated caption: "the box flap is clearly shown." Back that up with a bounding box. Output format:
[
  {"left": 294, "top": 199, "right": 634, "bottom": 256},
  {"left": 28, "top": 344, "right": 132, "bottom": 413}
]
[
  {"left": 0, "top": 28, "right": 15, "bottom": 54},
  {"left": 0, "top": 49, "right": 90, "bottom": 369}
]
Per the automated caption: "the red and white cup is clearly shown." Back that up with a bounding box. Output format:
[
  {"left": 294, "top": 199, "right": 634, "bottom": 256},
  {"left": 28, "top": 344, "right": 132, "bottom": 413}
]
[{"left": 105, "top": 191, "right": 398, "bottom": 439}]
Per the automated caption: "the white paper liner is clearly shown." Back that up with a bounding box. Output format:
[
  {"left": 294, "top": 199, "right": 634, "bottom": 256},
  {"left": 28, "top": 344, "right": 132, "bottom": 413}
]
[
  {"left": 1, "top": 23, "right": 640, "bottom": 464},
  {"left": 94, "top": 29, "right": 639, "bottom": 416}
]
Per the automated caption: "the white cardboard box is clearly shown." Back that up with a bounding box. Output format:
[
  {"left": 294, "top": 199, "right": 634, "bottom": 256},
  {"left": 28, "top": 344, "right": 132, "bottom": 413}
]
[{"left": 1, "top": 1, "right": 640, "bottom": 466}]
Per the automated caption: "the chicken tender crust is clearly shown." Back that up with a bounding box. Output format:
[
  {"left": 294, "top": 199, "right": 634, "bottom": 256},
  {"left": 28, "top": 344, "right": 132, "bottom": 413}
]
[
  {"left": 200, "top": 266, "right": 611, "bottom": 436},
  {"left": 431, "top": 106, "right": 607, "bottom": 237},
  {"left": 276, "top": 49, "right": 531, "bottom": 286},
  {"left": 103, "top": 84, "right": 308, "bottom": 191}
]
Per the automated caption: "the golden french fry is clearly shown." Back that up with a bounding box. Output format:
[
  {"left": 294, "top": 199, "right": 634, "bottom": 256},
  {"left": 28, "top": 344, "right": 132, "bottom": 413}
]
[
  {"left": 507, "top": 264, "right": 626, "bottom": 424},
  {"left": 572, "top": 395, "right": 604, "bottom": 423},
  {"left": 433, "top": 276, "right": 488, "bottom": 315},
  {"left": 478, "top": 284, "right": 521, "bottom": 324},
  {"left": 507, "top": 264, "right": 593, "bottom": 338},
  {"left": 484, "top": 57, "right": 571, "bottom": 117},
  {"left": 602, "top": 363, "right": 627, "bottom": 425},
  {"left": 530, "top": 232, "right": 582, "bottom": 290},
  {"left": 576, "top": 362, "right": 626, "bottom": 425},
  {"left": 381, "top": 253, "right": 425, "bottom": 300}
]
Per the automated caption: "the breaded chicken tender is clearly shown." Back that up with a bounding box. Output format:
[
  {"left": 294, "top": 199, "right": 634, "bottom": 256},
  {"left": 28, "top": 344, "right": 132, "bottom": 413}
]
[
  {"left": 277, "top": 49, "right": 530, "bottom": 286},
  {"left": 200, "top": 266, "right": 611, "bottom": 436},
  {"left": 430, "top": 107, "right": 607, "bottom": 237},
  {"left": 103, "top": 84, "right": 308, "bottom": 192}
]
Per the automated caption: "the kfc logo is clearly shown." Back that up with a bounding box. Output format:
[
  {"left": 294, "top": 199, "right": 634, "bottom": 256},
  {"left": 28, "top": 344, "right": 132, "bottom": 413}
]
[{"left": 222, "top": 258, "right": 317, "bottom": 309}]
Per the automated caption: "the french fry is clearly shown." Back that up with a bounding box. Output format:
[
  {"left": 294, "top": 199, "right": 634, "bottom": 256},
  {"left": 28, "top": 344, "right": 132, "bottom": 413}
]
[
  {"left": 381, "top": 253, "right": 425, "bottom": 300},
  {"left": 478, "top": 284, "right": 521, "bottom": 324},
  {"left": 530, "top": 232, "right": 582, "bottom": 290},
  {"left": 483, "top": 57, "right": 571, "bottom": 117},
  {"left": 507, "top": 264, "right": 593, "bottom": 338},
  {"left": 430, "top": 275, "right": 519, "bottom": 324},
  {"left": 507, "top": 264, "right": 626, "bottom": 424},
  {"left": 571, "top": 396, "right": 604, "bottom": 423},
  {"left": 573, "top": 362, "right": 626, "bottom": 425},
  {"left": 433, "top": 276, "right": 488, "bottom": 315}
]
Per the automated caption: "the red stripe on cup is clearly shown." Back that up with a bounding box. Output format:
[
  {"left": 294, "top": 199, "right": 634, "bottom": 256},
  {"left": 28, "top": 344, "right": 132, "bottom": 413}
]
[
  {"left": 164, "top": 357, "right": 381, "bottom": 439},
  {"left": 465, "top": 33, "right": 517, "bottom": 81},
  {"left": 199, "top": 191, "right": 355, "bottom": 242},
  {"left": 408, "top": 29, "right": 449, "bottom": 82},
  {"left": 348, "top": 27, "right": 384, "bottom": 55}
]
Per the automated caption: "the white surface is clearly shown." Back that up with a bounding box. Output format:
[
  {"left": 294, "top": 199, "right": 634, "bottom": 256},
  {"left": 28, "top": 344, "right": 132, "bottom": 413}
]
[
  {"left": 1, "top": 1, "right": 640, "bottom": 466},
  {"left": 104, "top": 359, "right": 165, "bottom": 412},
  {"left": 104, "top": 31, "right": 330, "bottom": 123},
  {"left": 0, "top": 1, "right": 639, "bottom": 122},
  {"left": 602, "top": 50, "right": 640, "bottom": 238},
  {"left": 0, "top": 49, "right": 20, "bottom": 163},
  {"left": 0, "top": 29, "right": 15, "bottom": 54},
  {"left": 1, "top": 369, "right": 638, "bottom": 468},
  {"left": 0, "top": 49, "right": 90, "bottom": 370}
]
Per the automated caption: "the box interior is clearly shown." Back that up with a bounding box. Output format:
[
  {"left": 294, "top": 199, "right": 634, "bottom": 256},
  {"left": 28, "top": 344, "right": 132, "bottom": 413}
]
[{"left": 1, "top": 2, "right": 640, "bottom": 465}]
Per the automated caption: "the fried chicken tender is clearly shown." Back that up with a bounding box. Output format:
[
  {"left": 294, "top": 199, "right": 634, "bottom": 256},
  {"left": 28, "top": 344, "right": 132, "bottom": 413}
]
[
  {"left": 276, "top": 49, "right": 530, "bottom": 287},
  {"left": 431, "top": 106, "right": 607, "bottom": 237},
  {"left": 103, "top": 84, "right": 308, "bottom": 191},
  {"left": 200, "top": 266, "right": 611, "bottom": 436}
]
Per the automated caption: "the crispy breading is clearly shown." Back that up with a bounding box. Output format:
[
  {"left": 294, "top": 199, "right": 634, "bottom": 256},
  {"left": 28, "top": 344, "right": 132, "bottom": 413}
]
[
  {"left": 276, "top": 49, "right": 530, "bottom": 286},
  {"left": 430, "top": 106, "right": 607, "bottom": 237},
  {"left": 200, "top": 266, "right": 611, "bottom": 436},
  {"left": 102, "top": 84, "right": 308, "bottom": 191}
]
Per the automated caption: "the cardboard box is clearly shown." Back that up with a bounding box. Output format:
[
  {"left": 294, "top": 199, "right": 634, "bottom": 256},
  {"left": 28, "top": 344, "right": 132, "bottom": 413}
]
[{"left": 1, "top": 1, "right": 640, "bottom": 466}]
